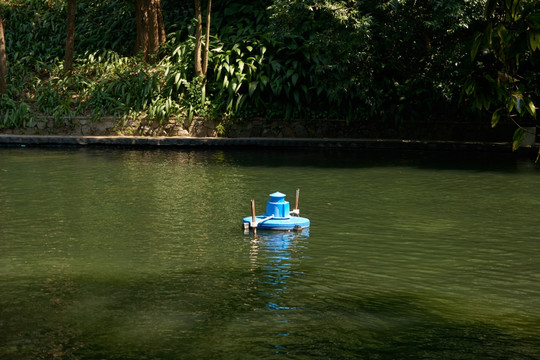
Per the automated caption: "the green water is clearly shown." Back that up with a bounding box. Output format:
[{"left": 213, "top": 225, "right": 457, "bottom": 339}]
[{"left": 1, "top": 147, "right": 539, "bottom": 359}]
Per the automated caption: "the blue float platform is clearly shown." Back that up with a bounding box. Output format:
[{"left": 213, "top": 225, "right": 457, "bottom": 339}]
[
  {"left": 242, "top": 215, "right": 310, "bottom": 231},
  {"left": 243, "top": 191, "right": 310, "bottom": 231}
]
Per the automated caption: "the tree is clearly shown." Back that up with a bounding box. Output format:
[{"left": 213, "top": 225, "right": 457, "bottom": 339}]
[
  {"left": 135, "top": 0, "right": 166, "bottom": 62},
  {"left": 0, "top": 12, "right": 7, "bottom": 95},
  {"left": 64, "top": 0, "right": 76, "bottom": 74},
  {"left": 466, "top": 0, "right": 539, "bottom": 150},
  {"left": 194, "top": 0, "right": 212, "bottom": 77}
]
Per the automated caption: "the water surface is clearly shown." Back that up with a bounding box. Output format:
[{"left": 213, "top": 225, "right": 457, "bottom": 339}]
[{"left": 1, "top": 147, "right": 539, "bottom": 359}]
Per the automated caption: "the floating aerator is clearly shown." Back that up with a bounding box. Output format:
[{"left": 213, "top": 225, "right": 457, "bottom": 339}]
[{"left": 243, "top": 190, "right": 310, "bottom": 231}]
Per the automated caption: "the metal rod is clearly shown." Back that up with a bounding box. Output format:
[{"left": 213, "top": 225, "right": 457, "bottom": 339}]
[
  {"left": 251, "top": 199, "right": 258, "bottom": 235},
  {"left": 251, "top": 199, "right": 256, "bottom": 226},
  {"left": 295, "top": 188, "right": 300, "bottom": 210}
]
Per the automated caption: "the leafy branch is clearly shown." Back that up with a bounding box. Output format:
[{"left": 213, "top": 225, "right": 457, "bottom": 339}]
[{"left": 466, "top": 0, "right": 539, "bottom": 150}]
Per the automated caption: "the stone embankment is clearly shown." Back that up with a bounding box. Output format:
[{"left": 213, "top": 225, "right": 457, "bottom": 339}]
[
  {"left": 0, "top": 116, "right": 537, "bottom": 154},
  {"left": 0, "top": 116, "right": 358, "bottom": 138},
  {"left": 0, "top": 134, "right": 530, "bottom": 153},
  {"left": 0, "top": 116, "right": 219, "bottom": 137}
]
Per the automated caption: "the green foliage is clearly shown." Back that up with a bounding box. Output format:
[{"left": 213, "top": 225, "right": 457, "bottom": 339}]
[
  {"left": 58, "top": 48, "right": 210, "bottom": 123},
  {"left": 263, "top": 0, "right": 371, "bottom": 120},
  {"left": 465, "top": 0, "right": 539, "bottom": 147},
  {"left": 0, "top": 95, "right": 33, "bottom": 128},
  {"left": 205, "top": 1, "right": 274, "bottom": 118},
  {"left": 2, "top": 0, "right": 134, "bottom": 67},
  {"left": 212, "top": 39, "right": 267, "bottom": 114},
  {"left": 2, "top": 0, "right": 65, "bottom": 68},
  {"left": 2, "top": 0, "right": 536, "bottom": 143},
  {"left": 74, "top": 1, "right": 135, "bottom": 54},
  {"left": 361, "top": 0, "right": 485, "bottom": 125},
  {"left": 205, "top": 0, "right": 372, "bottom": 120},
  {"left": 0, "top": 0, "right": 211, "bottom": 126},
  {"left": 207, "top": 0, "right": 486, "bottom": 126}
]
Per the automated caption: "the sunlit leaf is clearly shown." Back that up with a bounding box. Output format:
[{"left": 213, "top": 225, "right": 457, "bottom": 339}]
[
  {"left": 526, "top": 99, "right": 536, "bottom": 118},
  {"left": 497, "top": 71, "right": 518, "bottom": 83},
  {"left": 235, "top": 94, "right": 244, "bottom": 112},
  {"left": 512, "top": 128, "right": 526, "bottom": 151},
  {"left": 237, "top": 60, "right": 245, "bottom": 74},
  {"left": 491, "top": 108, "right": 503, "bottom": 128},
  {"left": 248, "top": 81, "right": 257, "bottom": 97},
  {"left": 201, "top": 85, "right": 206, "bottom": 105}
]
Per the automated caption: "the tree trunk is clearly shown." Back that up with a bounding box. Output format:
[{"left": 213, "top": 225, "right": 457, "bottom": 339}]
[
  {"left": 194, "top": 0, "right": 203, "bottom": 76},
  {"left": 0, "top": 15, "right": 7, "bottom": 95},
  {"left": 194, "top": 0, "right": 211, "bottom": 77},
  {"left": 64, "top": 0, "right": 76, "bottom": 75},
  {"left": 135, "top": 0, "right": 166, "bottom": 62},
  {"left": 202, "top": 0, "right": 212, "bottom": 75}
]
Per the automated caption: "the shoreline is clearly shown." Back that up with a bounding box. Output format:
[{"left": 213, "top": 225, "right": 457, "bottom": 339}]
[{"left": 0, "top": 134, "right": 538, "bottom": 155}]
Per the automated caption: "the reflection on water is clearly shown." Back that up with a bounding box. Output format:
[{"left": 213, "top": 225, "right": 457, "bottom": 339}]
[
  {"left": 248, "top": 230, "right": 309, "bottom": 346},
  {"left": 0, "top": 147, "right": 539, "bottom": 359}
]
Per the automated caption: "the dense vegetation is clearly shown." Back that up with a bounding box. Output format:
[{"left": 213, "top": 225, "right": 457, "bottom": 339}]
[{"left": 0, "top": 0, "right": 538, "bottom": 142}]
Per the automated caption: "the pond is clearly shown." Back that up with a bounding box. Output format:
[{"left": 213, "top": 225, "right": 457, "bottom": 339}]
[{"left": 0, "top": 147, "right": 539, "bottom": 359}]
